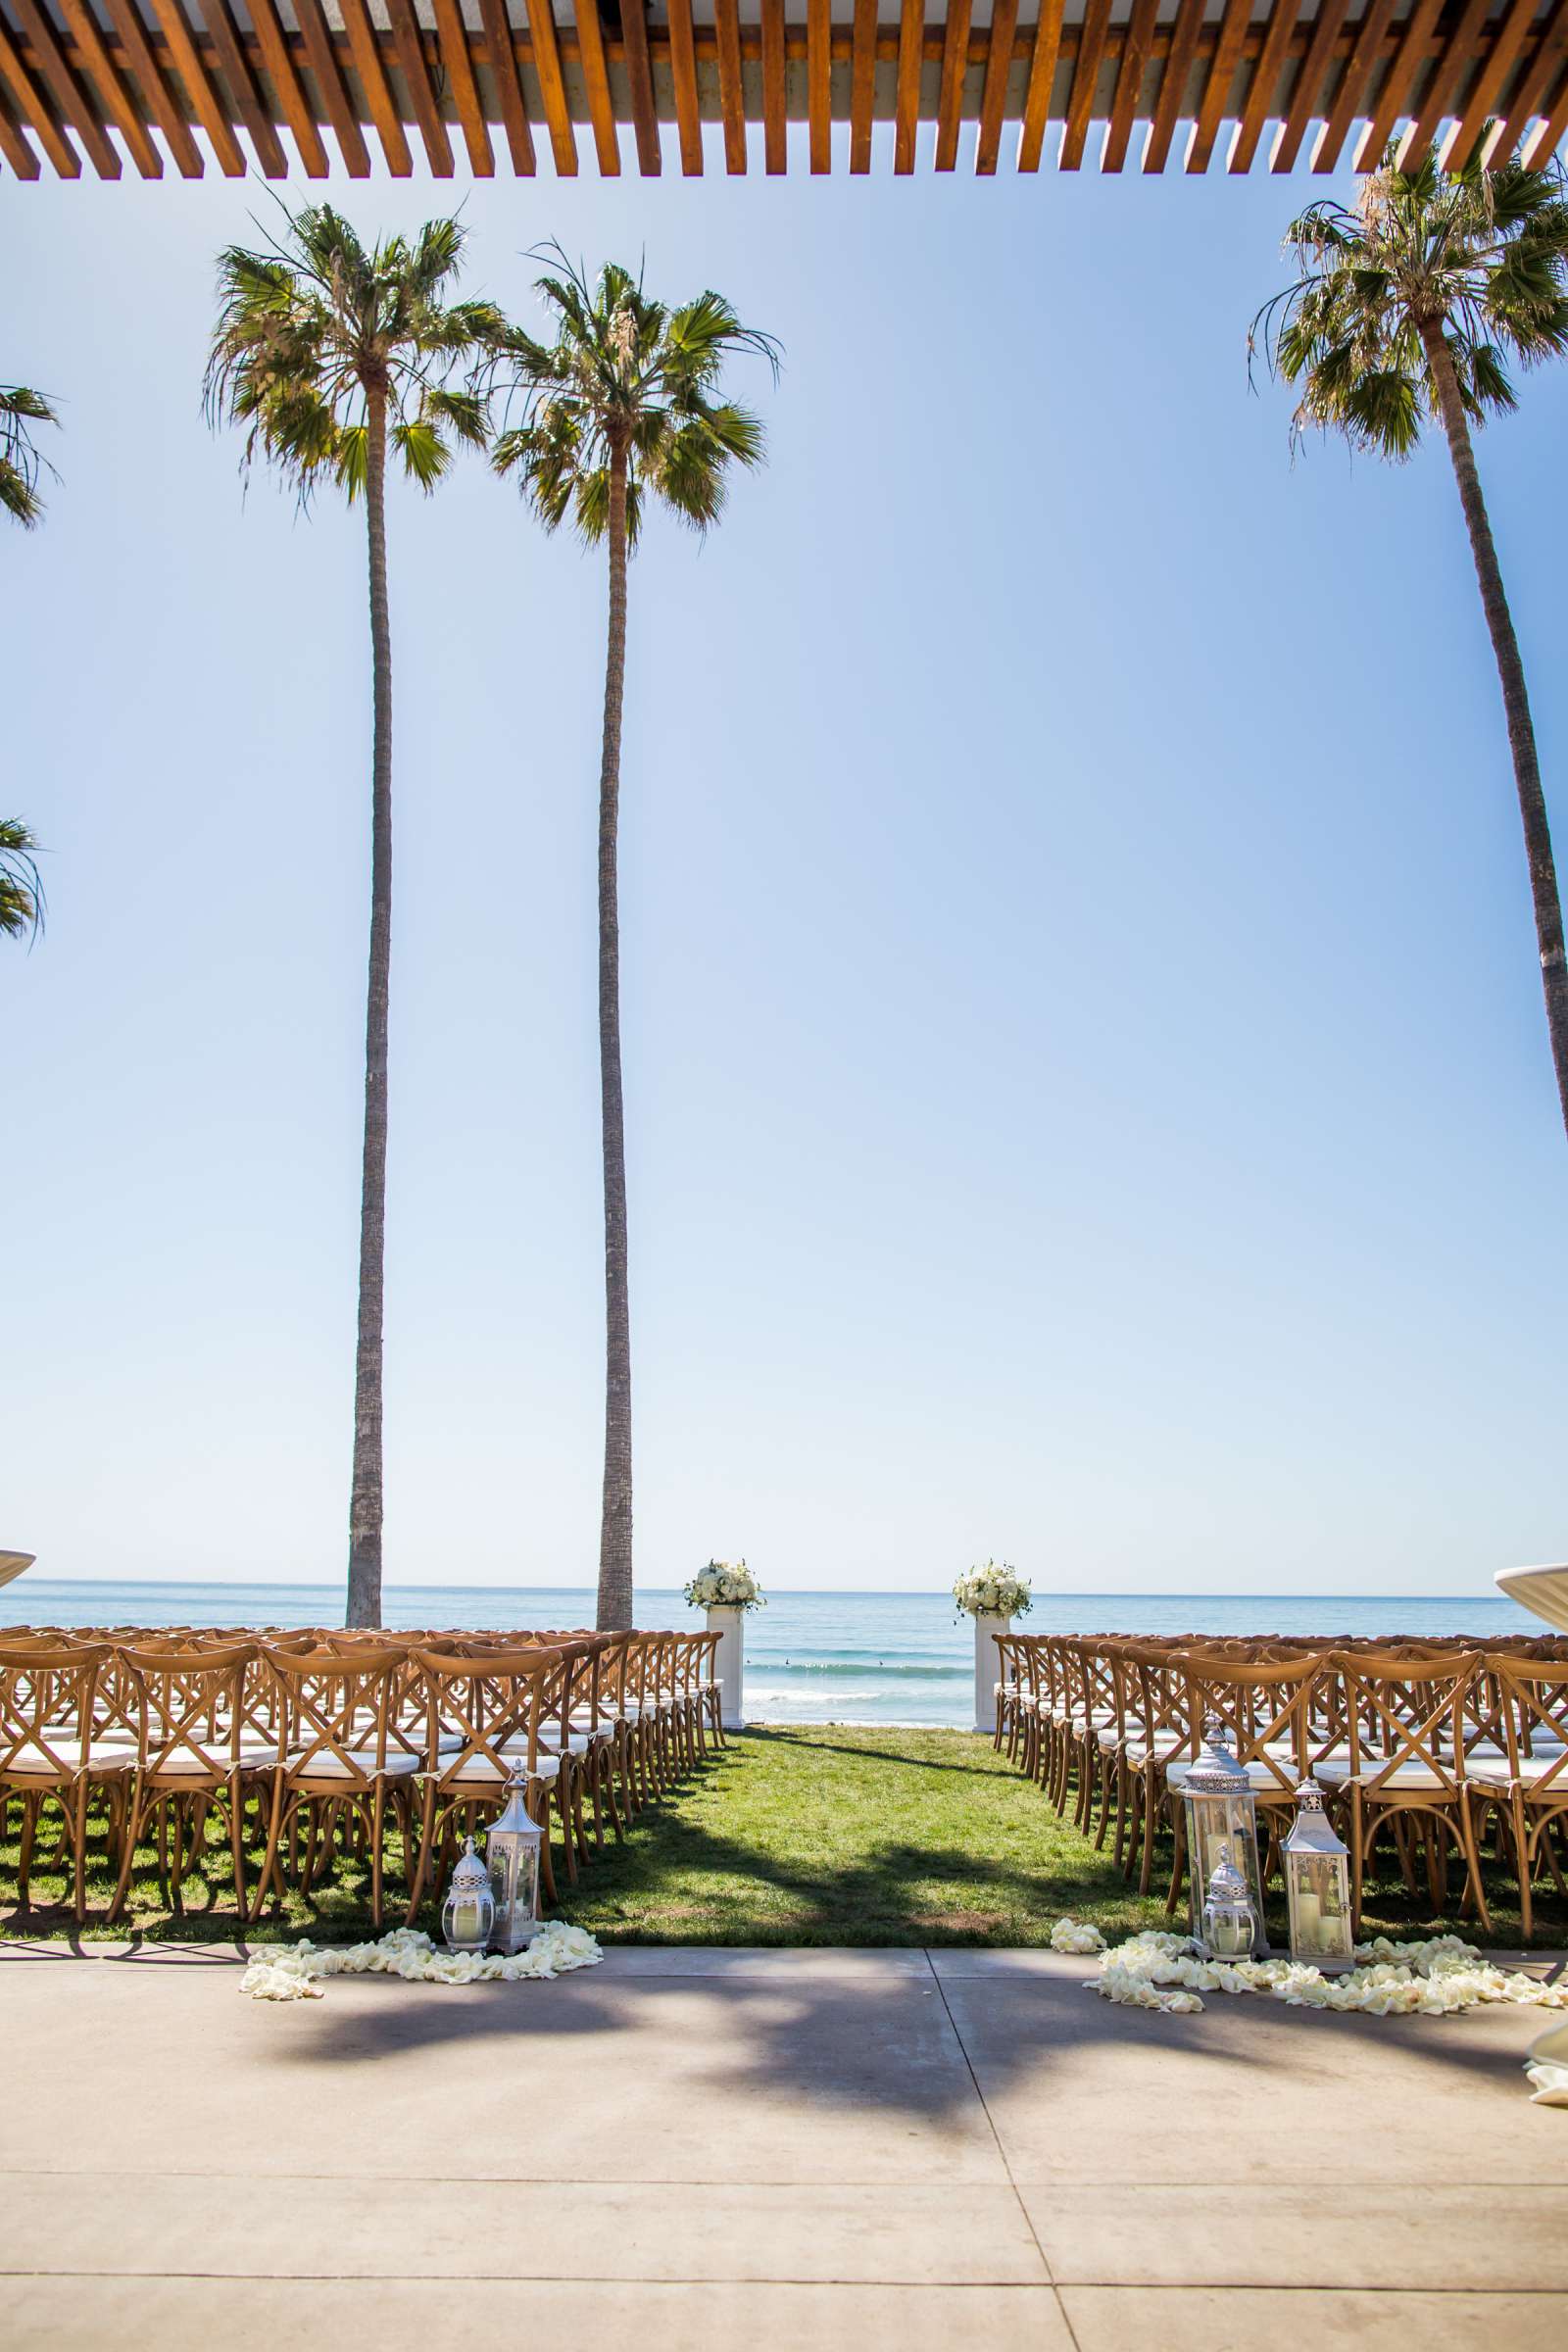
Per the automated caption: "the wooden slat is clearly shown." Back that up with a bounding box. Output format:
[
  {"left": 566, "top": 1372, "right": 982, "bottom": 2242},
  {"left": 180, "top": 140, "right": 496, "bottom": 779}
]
[
  {"left": 519, "top": 0, "right": 576, "bottom": 175},
  {"left": 1494, "top": 0, "right": 1568, "bottom": 156},
  {"left": 894, "top": 0, "right": 922, "bottom": 172},
  {"left": 0, "top": 15, "right": 74, "bottom": 174},
  {"left": 247, "top": 0, "right": 330, "bottom": 177},
  {"left": 850, "top": 0, "right": 876, "bottom": 171},
  {"left": 1402, "top": 0, "right": 1495, "bottom": 160},
  {"left": 1445, "top": 0, "right": 1542, "bottom": 165},
  {"left": 762, "top": 0, "right": 787, "bottom": 172},
  {"left": 336, "top": 0, "right": 411, "bottom": 174},
  {"left": 808, "top": 0, "right": 831, "bottom": 171},
  {"left": 1186, "top": 0, "right": 1251, "bottom": 172},
  {"left": 143, "top": 0, "right": 244, "bottom": 176},
  {"left": 1312, "top": 0, "right": 1400, "bottom": 172},
  {"left": 1230, "top": 0, "right": 1301, "bottom": 172},
  {"left": 1271, "top": 0, "right": 1349, "bottom": 170},
  {"left": 1018, "top": 0, "right": 1065, "bottom": 171},
  {"left": 291, "top": 0, "right": 371, "bottom": 176},
  {"left": 620, "top": 0, "right": 662, "bottom": 174},
  {"left": 1060, "top": 0, "right": 1111, "bottom": 169},
  {"left": 1103, "top": 0, "right": 1159, "bottom": 172},
  {"left": 667, "top": 0, "right": 704, "bottom": 173},
  {"left": 99, "top": 0, "right": 202, "bottom": 176},
  {"left": 1522, "top": 52, "right": 1568, "bottom": 156},
  {"left": 572, "top": 0, "right": 621, "bottom": 174},
  {"left": 935, "top": 0, "right": 972, "bottom": 169},
  {"left": 1354, "top": 0, "right": 1447, "bottom": 165},
  {"left": 431, "top": 0, "right": 494, "bottom": 174},
  {"left": 714, "top": 0, "right": 747, "bottom": 171},
  {"left": 203, "top": 0, "right": 288, "bottom": 176},
  {"left": 58, "top": 0, "right": 164, "bottom": 176},
  {"left": 0, "top": 66, "right": 41, "bottom": 174},
  {"left": 1145, "top": 0, "right": 1204, "bottom": 170},
  {"left": 975, "top": 0, "right": 1019, "bottom": 173},
  {"left": 385, "top": 0, "right": 454, "bottom": 174},
  {"left": 9, "top": 0, "right": 119, "bottom": 175}
]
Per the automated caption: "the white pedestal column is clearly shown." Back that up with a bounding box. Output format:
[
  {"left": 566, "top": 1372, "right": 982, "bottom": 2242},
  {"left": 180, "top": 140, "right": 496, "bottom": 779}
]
[
  {"left": 973, "top": 1612, "right": 1010, "bottom": 1735},
  {"left": 707, "top": 1604, "right": 746, "bottom": 1731}
]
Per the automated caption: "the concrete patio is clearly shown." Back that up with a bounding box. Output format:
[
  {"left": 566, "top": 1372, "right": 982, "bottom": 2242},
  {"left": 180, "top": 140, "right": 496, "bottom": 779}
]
[{"left": 2, "top": 1940, "right": 1565, "bottom": 2349}]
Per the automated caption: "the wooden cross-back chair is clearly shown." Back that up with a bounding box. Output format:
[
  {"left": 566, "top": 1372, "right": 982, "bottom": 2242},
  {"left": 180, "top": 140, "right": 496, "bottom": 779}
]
[
  {"left": 1466, "top": 1653, "right": 1568, "bottom": 1939},
  {"left": 108, "top": 1642, "right": 266, "bottom": 1923},
  {"left": 403, "top": 1645, "right": 564, "bottom": 1922},
  {"left": 0, "top": 1640, "right": 127, "bottom": 1920},
  {"left": 255, "top": 1645, "right": 415, "bottom": 1931},
  {"left": 1162, "top": 1653, "right": 1322, "bottom": 1920},
  {"left": 1338, "top": 1651, "right": 1491, "bottom": 1936}
]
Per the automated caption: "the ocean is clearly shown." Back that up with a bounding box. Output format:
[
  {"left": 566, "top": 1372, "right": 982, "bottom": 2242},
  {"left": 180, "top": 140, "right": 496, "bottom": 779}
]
[{"left": 6, "top": 1582, "right": 1537, "bottom": 1728}]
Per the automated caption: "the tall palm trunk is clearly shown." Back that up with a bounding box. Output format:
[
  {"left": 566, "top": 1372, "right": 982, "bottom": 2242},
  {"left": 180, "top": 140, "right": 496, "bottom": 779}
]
[
  {"left": 1421, "top": 322, "right": 1568, "bottom": 1145},
  {"left": 346, "top": 380, "right": 393, "bottom": 1629},
  {"left": 596, "top": 435, "right": 634, "bottom": 1632}
]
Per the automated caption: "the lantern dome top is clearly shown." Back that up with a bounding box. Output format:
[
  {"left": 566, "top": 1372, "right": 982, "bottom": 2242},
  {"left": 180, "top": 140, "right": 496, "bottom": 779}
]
[
  {"left": 1185, "top": 1714, "right": 1251, "bottom": 1796},
  {"left": 450, "top": 1838, "right": 489, "bottom": 1894},
  {"left": 1284, "top": 1779, "right": 1349, "bottom": 1858},
  {"left": 1205, "top": 1842, "right": 1251, "bottom": 1907}
]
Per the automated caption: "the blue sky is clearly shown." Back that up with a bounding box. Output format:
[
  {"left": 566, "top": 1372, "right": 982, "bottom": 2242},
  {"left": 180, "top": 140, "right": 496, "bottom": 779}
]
[{"left": 6, "top": 124, "right": 1567, "bottom": 1596}]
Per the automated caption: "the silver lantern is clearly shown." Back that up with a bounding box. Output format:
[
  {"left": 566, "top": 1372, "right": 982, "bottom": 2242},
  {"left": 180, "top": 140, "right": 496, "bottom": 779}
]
[
  {"left": 1200, "top": 1842, "right": 1259, "bottom": 1962},
  {"left": 1182, "top": 1714, "right": 1268, "bottom": 1953},
  {"left": 485, "top": 1770, "right": 544, "bottom": 1954},
  {"left": 1283, "top": 1779, "right": 1354, "bottom": 1973},
  {"left": 441, "top": 1837, "right": 495, "bottom": 1954}
]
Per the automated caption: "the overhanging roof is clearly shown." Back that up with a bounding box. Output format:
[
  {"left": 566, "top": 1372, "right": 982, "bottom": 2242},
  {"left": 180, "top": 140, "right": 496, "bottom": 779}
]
[{"left": 0, "top": 0, "right": 1563, "bottom": 183}]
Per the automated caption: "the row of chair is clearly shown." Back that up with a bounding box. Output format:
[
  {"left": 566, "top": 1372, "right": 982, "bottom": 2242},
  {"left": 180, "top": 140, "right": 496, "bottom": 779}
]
[
  {"left": 993, "top": 1632, "right": 1568, "bottom": 1936},
  {"left": 0, "top": 1626, "right": 724, "bottom": 1926}
]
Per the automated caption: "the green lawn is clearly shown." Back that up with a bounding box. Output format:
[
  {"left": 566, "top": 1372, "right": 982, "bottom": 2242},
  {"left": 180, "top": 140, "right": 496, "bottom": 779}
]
[{"left": 3, "top": 1726, "right": 1560, "bottom": 1947}]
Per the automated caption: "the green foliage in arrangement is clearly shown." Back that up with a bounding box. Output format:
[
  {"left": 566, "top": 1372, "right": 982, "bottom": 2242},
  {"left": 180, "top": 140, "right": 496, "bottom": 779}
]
[
  {"left": 0, "top": 383, "right": 58, "bottom": 528},
  {"left": 6, "top": 1727, "right": 1561, "bottom": 1950},
  {"left": 204, "top": 205, "right": 508, "bottom": 502},
  {"left": 1253, "top": 143, "right": 1568, "bottom": 460}
]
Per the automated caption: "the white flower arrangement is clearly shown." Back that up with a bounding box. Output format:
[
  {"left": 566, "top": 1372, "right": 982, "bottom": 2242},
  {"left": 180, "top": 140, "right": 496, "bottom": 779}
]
[
  {"left": 953, "top": 1561, "right": 1032, "bottom": 1620},
  {"left": 684, "top": 1558, "right": 764, "bottom": 1611},
  {"left": 1075, "top": 1928, "right": 1568, "bottom": 2021},
  {"left": 238, "top": 1923, "right": 602, "bottom": 2003}
]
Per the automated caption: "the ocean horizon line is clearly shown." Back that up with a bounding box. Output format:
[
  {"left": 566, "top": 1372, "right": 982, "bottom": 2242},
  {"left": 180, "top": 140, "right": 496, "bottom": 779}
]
[{"left": 13, "top": 1576, "right": 1519, "bottom": 1603}]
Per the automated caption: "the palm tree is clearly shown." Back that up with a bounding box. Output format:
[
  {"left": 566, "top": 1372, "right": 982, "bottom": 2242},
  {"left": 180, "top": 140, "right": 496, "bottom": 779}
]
[
  {"left": 1, "top": 383, "right": 58, "bottom": 527},
  {"left": 494, "top": 254, "right": 778, "bottom": 1632},
  {"left": 206, "top": 207, "right": 506, "bottom": 1629},
  {"left": 0, "top": 819, "right": 43, "bottom": 943},
  {"left": 1254, "top": 145, "right": 1568, "bottom": 1146}
]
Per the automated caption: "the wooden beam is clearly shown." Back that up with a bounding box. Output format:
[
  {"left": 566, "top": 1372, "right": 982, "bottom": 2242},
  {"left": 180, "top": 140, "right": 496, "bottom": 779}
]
[
  {"left": 1018, "top": 0, "right": 1065, "bottom": 171},
  {"left": 0, "top": 66, "right": 40, "bottom": 175},
  {"left": 1060, "top": 0, "right": 1112, "bottom": 170},
  {"left": 1444, "top": 0, "right": 1543, "bottom": 166},
  {"left": 1312, "top": 0, "right": 1400, "bottom": 172},
  {"left": 572, "top": 0, "right": 621, "bottom": 174},
  {"left": 1103, "top": 0, "right": 1159, "bottom": 172},
  {"left": 430, "top": 0, "right": 494, "bottom": 174},
  {"left": 202, "top": 0, "right": 288, "bottom": 176},
  {"left": 620, "top": 0, "right": 662, "bottom": 174},
  {"left": 1230, "top": 0, "right": 1301, "bottom": 172},
  {"left": 1186, "top": 0, "right": 1250, "bottom": 172},
  {"left": 850, "top": 0, "right": 876, "bottom": 172},
  {"left": 57, "top": 0, "right": 164, "bottom": 176},
  {"left": 103, "top": 0, "right": 202, "bottom": 180},
  {"left": 519, "top": 0, "right": 576, "bottom": 175},
  {"left": 247, "top": 0, "right": 330, "bottom": 177},
  {"left": 975, "top": 0, "right": 1019, "bottom": 174},
  {"left": 1401, "top": 0, "right": 1495, "bottom": 161},
  {"left": 807, "top": 0, "right": 831, "bottom": 171},
  {"left": 9, "top": 0, "right": 120, "bottom": 176},
  {"left": 1355, "top": 0, "right": 1448, "bottom": 165},
  {"left": 333, "top": 0, "right": 410, "bottom": 174},
  {"left": 385, "top": 0, "right": 454, "bottom": 175},
  {"left": 1145, "top": 0, "right": 1203, "bottom": 171},
  {"left": 714, "top": 0, "right": 747, "bottom": 172},
  {"left": 291, "top": 0, "right": 371, "bottom": 176},
  {"left": 1494, "top": 0, "right": 1568, "bottom": 157},
  {"left": 0, "top": 15, "right": 74, "bottom": 176},
  {"left": 143, "top": 0, "right": 244, "bottom": 176},
  {"left": 895, "top": 0, "right": 922, "bottom": 172},
  {"left": 762, "top": 0, "right": 787, "bottom": 172},
  {"left": 1271, "top": 0, "right": 1349, "bottom": 170},
  {"left": 1522, "top": 52, "right": 1568, "bottom": 157},
  {"left": 935, "top": 0, "right": 972, "bottom": 169},
  {"left": 667, "top": 0, "right": 704, "bottom": 173}
]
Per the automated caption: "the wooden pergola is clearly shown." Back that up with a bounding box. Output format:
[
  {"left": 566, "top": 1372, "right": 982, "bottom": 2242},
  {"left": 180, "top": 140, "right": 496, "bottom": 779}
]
[{"left": 1, "top": 0, "right": 1565, "bottom": 183}]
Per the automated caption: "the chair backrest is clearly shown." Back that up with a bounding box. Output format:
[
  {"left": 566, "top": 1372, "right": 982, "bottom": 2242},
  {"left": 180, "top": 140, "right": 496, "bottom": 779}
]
[
  {"left": 1482, "top": 1653, "right": 1568, "bottom": 1797},
  {"left": 1340, "top": 1650, "right": 1479, "bottom": 1797},
  {"left": 265, "top": 1645, "right": 406, "bottom": 1790},
  {"left": 0, "top": 1642, "right": 108, "bottom": 1775},
  {"left": 412, "top": 1646, "right": 561, "bottom": 1792},
  {"left": 120, "top": 1642, "right": 256, "bottom": 1777}
]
